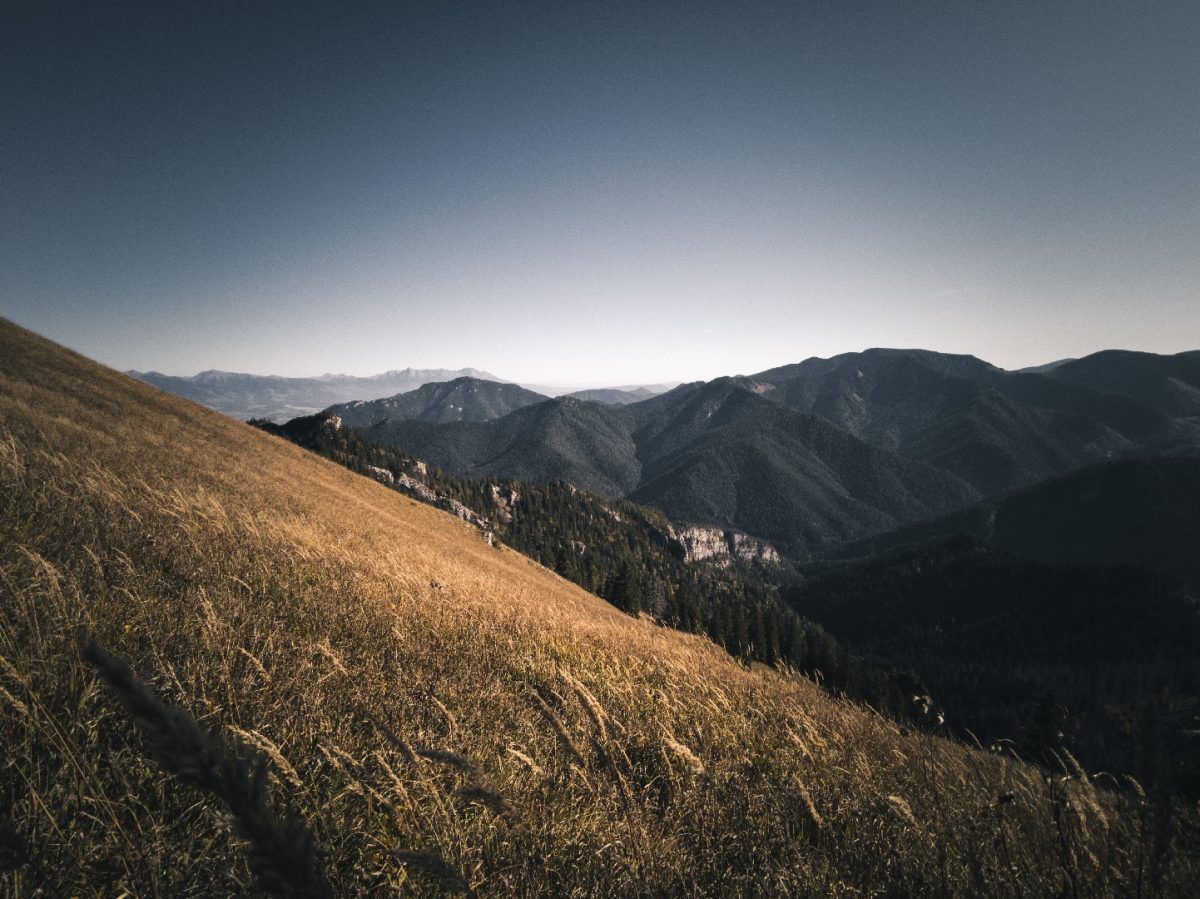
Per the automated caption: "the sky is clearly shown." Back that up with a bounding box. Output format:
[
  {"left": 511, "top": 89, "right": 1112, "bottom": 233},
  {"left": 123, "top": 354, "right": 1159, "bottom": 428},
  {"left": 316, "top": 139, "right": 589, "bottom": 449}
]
[{"left": 2, "top": 1, "right": 1197, "bottom": 386}]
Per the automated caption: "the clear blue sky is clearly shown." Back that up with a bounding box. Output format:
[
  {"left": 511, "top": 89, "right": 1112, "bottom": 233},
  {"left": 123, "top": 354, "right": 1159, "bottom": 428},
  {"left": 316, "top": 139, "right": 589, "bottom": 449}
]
[{"left": 2, "top": 1, "right": 1197, "bottom": 385}]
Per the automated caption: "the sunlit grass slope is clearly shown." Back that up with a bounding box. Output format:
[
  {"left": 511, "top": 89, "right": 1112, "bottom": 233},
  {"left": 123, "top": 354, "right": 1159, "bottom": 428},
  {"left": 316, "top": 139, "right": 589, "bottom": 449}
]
[{"left": 1, "top": 318, "right": 1196, "bottom": 896}]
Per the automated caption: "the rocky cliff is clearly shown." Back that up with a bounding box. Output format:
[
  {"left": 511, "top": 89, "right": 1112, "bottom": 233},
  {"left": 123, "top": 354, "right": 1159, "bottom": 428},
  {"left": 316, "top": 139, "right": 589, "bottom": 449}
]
[{"left": 668, "top": 525, "right": 780, "bottom": 566}]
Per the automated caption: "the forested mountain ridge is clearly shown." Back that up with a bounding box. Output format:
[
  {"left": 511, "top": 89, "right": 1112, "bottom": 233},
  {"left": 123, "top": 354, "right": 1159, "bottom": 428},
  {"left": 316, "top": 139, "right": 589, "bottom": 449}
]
[
  {"left": 345, "top": 378, "right": 980, "bottom": 557},
  {"left": 564, "top": 386, "right": 659, "bottom": 404},
  {"left": 1043, "top": 349, "right": 1200, "bottom": 420},
  {"left": 829, "top": 455, "right": 1200, "bottom": 590},
  {"left": 362, "top": 396, "right": 643, "bottom": 497},
  {"left": 625, "top": 378, "right": 981, "bottom": 554},
  {"left": 327, "top": 377, "right": 549, "bottom": 426},
  {"left": 750, "top": 347, "right": 1186, "bottom": 496}
]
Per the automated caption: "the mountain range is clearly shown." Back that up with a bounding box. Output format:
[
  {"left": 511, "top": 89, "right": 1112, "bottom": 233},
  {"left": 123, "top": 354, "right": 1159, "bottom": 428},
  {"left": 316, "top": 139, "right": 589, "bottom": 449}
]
[
  {"left": 131, "top": 368, "right": 672, "bottom": 422},
  {"left": 343, "top": 378, "right": 974, "bottom": 556},
  {"left": 128, "top": 366, "right": 503, "bottom": 422},
  {"left": 321, "top": 348, "right": 1198, "bottom": 558},
  {"left": 748, "top": 348, "right": 1194, "bottom": 496}
]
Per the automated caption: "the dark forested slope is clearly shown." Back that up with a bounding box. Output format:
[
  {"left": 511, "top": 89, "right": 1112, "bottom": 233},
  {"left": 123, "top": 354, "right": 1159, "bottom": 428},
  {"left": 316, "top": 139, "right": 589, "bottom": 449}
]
[
  {"left": 830, "top": 456, "right": 1200, "bottom": 590},
  {"left": 786, "top": 538, "right": 1200, "bottom": 796},
  {"left": 1044, "top": 349, "right": 1200, "bottom": 420}
]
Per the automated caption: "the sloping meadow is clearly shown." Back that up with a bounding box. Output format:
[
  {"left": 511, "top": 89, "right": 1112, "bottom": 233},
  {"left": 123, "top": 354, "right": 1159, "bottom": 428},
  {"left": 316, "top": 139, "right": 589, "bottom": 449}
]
[{"left": 1, "top": 319, "right": 1196, "bottom": 896}]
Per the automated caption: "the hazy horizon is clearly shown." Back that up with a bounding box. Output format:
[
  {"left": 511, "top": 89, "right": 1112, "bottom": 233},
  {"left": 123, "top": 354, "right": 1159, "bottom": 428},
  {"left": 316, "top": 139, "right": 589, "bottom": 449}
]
[
  {"left": 24, "top": 313, "right": 1193, "bottom": 392},
  {"left": 3, "top": 2, "right": 1196, "bottom": 384},
  {"left": 105, "top": 340, "right": 1187, "bottom": 390}
]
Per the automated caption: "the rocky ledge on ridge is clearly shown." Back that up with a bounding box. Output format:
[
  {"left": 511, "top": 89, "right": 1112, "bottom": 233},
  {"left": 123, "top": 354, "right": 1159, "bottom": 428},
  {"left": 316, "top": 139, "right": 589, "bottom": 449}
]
[{"left": 668, "top": 525, "right": 781, "bottom": 566}]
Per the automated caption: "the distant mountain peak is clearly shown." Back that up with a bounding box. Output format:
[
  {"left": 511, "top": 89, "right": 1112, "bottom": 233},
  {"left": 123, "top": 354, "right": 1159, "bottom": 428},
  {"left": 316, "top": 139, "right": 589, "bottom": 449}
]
[
  {"left": 325, "top": 377, "right": 549, "bottom": 427},
  {"left": 128, "top": 366, "right": 511, "bottom": 422}
]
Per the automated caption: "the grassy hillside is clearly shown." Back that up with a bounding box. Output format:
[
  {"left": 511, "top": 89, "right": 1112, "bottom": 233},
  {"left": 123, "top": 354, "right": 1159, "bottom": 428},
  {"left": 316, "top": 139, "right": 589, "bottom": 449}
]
[
  {"left": 252, "top": 412, "right": 928, "bottom": 722},
  {"left": 1, "top": 318, "right": 1197, "bottom": 896}
]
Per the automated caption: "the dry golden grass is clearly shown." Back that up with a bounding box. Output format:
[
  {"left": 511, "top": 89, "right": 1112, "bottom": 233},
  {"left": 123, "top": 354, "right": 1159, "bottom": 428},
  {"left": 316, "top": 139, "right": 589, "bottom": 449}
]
[{"left": 1, "top": 317, "right": 1196, "bottom": 896}]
